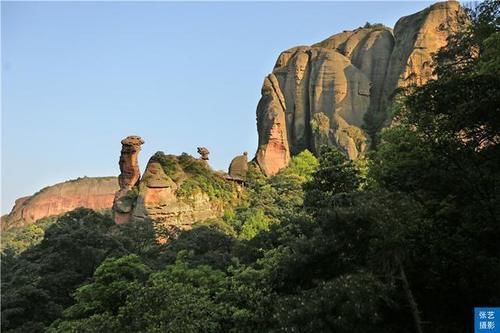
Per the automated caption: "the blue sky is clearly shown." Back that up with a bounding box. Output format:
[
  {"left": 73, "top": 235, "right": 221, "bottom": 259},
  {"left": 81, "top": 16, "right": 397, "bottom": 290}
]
[{"left": 1, "top": 1, "right": 435, "bottom": 213}]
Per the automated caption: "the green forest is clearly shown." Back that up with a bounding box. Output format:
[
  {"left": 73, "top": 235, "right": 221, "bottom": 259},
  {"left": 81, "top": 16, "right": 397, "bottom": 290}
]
[{"left": 2, "top": 2, "right": 499, "bottom": 332}]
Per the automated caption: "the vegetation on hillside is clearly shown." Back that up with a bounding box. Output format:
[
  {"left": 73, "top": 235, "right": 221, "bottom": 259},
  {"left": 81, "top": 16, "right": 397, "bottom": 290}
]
[
  {"left": 1, "top": 217, "right": 57, "bottom": 255},
  {"left": 150, "top": 151, "right": 238, "bottom": 205},
  {"left": 1, "top": 2, "right": 499, "bottom": 332}
]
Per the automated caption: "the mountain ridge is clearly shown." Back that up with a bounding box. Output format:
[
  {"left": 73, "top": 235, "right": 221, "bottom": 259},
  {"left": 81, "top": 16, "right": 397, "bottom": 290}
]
[{"left": 1, "top": 176, "right": 118, "bottom": 231}]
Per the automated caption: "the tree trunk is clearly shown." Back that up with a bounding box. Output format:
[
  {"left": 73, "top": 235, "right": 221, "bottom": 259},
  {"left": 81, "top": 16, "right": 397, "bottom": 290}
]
[{"left": 398, "top": 257, "right": 424, "bottom": 333}]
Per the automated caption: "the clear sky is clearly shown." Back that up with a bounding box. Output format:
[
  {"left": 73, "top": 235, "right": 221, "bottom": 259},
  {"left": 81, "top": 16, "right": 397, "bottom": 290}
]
[{"left": 1, "top": 1, "right": 435, "bottom": 214}]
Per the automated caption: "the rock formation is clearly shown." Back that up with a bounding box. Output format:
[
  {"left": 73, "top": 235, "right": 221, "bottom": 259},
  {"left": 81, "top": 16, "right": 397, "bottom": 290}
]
[
  {"left": 255, "top": 74, "right": 292, "bottom": 176},
  {"left": 110, "top": 138, "right": 239, "bottom": 235},
  {"left": 228, "top": 152, "right": 249, "bottom": 180},
  {"left": 113, "top": 135, "right": 144, "bottom": 224},
  {"left": 130, "top": 152, "right": 239, "bottom": 232},
  {"left": 1, "top": 177, "right": 118, "bottom": 231},
  {"left": 197, "top": 147, "right": 210, "bottom": 161},
  {"left": 255, "top": 1, "right": 464, "bottom": 175}
]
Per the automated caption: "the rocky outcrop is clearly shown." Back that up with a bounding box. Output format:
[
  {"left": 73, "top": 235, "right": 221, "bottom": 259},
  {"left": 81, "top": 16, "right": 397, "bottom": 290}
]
[
  {"left": 111, "top": 144, "right": 239, "bottom": 234},
  {"left": 117, "top": 136, "right": 144, "bottom": 191},
  {"left": 1, "top": 177, "right": 118, "bottom": 231},
  {"left": 228, "top": 152, "right": 249, "bottom": 180},
  {"left": 255, "top": 1, "right": 463, "bottom": 175},
  {"left": 197, "top": 147, "right": 210, "bottom": 161},
  {"left": 113, "top": 135, "right": 145, "bottom": 224},
  {"left": 380, "top": 1, "right": 463, "bottom": 113},
  {"left": 255, "top": 74, "right": 291, "bottom": 176},
  {"left": 131, "top": 152, "right": 239, "bottom": 232}
]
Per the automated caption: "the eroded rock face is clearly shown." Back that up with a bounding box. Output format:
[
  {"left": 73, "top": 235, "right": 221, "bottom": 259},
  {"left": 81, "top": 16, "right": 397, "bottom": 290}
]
[
  {"left": 133, "top": 184, "right": 217, "bottom": 233},
  {"left": 113, "top": 135, "right": 144, "bottom": 224},
  {"left": 130, "top": 152, "right": 238, "bottom": 233},
  {"left": 117, "top": 136, "right": 144, "bottom": 191},
  {"left": 255, "top": 74, "right": 291, "bottom": 176},
  {"left": 380, "top": 1, "right": 463, "bottom": 115},
  {"left": 113, "top": 136, "right": 237, "bottom": 230},
  {"left": 110, "top": 147, "right": 239, "bottom": 237},
  {"left": 255, "top": 1, "right": 463, "bottom": 175},
  {"left": 1, "top": 177, "right": 118, "bottom": 231}
]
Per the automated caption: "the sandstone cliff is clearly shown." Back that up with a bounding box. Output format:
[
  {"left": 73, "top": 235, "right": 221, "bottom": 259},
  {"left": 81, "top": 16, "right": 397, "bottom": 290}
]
[
  {"left": 1, "top": 177, "right": 118, "bottom": 231},
  {"left": 255, "top": 1, "right": 464, "bottom": 175}
]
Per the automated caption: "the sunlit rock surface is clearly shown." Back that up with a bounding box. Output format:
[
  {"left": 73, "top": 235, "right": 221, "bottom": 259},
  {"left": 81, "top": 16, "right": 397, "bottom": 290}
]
[
  {"left": 1, "top": 177, "right": 118, "bottom": 231},
  {"left": 255, "top": 1, "right": 463, "bottom": 175}
]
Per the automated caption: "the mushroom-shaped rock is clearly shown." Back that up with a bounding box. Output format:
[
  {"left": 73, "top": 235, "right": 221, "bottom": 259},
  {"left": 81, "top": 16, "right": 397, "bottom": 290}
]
[
  {"left": 113, "top": 135, "right": 144, "bottom": 224},
  {"left": 118, "top": 135, "right": 144, "bottom": 191},
  {"left": 197, "top": 147, "right": 210, "bottom": 161}
]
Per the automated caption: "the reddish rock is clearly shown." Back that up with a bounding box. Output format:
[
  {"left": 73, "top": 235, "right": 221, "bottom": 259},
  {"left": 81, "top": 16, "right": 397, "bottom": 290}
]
[
  {"left": 113, "top": 135, "right": 144, "bottom": 224},
  {"left": 1, "top": 177, "right": 119, "bottom": 231},
  {"left": 255, "top": 74, "right": 291, "bottom": 176},
  {"left": 117, "top": 136, "right": 144, "bottom": 191},
  {"left": 131, "top": 153, "right": 229, "bottom": 231}
]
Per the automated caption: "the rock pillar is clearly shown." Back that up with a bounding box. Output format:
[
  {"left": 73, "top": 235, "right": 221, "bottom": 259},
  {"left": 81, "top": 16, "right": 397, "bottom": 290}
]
[{"left": 113, "top": 135, "right": 144, "bottom": 224}]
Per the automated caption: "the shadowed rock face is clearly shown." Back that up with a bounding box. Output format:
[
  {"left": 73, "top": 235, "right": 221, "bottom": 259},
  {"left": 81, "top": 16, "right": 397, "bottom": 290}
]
[
  {"left": 255, "top": 1, "right": 463, "bottom": 175},
  {"left": 1, "top": 177, "right": 118, "bottom": 231}
]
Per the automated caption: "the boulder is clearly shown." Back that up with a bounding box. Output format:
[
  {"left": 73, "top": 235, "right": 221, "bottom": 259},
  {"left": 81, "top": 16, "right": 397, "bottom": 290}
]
[{"left": 228, "top": 152, "right": 249, "bottom": 180}]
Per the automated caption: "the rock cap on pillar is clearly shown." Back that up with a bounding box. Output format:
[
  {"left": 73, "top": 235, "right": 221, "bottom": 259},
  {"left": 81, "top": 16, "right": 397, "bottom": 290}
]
[{"left": 197, "top": 147, "right": 210, "bottom": 161}]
